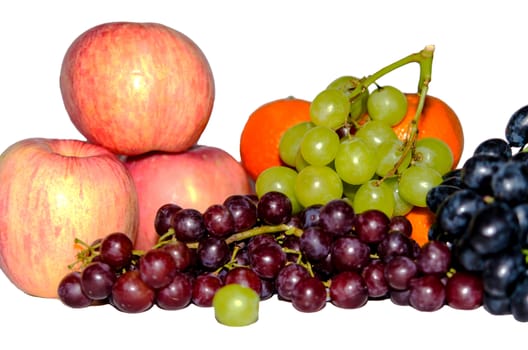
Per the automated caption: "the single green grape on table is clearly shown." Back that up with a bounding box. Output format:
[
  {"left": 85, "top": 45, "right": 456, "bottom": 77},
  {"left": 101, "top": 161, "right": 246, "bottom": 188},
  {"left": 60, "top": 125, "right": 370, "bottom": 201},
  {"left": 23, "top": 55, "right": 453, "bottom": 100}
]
[{"left": 213, "top": 284, "right": 260, "bottom": 327}]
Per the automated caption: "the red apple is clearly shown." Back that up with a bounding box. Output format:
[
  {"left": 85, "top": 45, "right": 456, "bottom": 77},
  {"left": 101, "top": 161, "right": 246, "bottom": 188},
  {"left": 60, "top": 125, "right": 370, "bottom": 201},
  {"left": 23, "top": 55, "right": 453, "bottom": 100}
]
[
  {"left": 124, "top": 145, "right": 254, "bottom": 251},
  {"left": 59, "top": 21, "right": 215, "bottom": 156},
  {"left": 0, "top": 138, "right": 139, "bottom": 298}
]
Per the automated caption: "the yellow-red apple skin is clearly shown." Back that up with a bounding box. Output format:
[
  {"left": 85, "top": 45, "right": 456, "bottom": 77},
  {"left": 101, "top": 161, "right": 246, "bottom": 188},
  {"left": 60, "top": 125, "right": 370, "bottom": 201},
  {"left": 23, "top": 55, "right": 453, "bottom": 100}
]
[
  {"left": 59, "top": 22, "right": 215, "bottom": 156},
  {"left": 124, "top": 145, "right": 254, "bottom": 251},
  {"left": 0, "top": 138, "right": 139, "bottom": 298}
]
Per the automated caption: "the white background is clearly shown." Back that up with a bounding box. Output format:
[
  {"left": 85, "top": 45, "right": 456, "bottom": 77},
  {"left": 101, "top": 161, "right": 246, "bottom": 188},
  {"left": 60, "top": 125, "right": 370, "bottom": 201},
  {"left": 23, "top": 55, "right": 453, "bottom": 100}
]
[{"left": 1, "top": 0, "right": 527, "bottom": 347}]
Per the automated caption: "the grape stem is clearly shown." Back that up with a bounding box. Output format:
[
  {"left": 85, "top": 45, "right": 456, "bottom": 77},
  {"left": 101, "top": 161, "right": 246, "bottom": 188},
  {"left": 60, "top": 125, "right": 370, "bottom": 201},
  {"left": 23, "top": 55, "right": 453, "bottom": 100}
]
[{"left": 351, "top": 45, "right": 434, "bottom": 181}]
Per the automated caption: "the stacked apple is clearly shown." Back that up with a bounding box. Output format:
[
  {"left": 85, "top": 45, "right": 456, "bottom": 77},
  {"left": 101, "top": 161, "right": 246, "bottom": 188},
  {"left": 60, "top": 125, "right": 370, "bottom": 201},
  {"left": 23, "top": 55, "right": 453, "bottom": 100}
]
[{"left": 0, "top": 22, "right": 252, "bottom": 298}]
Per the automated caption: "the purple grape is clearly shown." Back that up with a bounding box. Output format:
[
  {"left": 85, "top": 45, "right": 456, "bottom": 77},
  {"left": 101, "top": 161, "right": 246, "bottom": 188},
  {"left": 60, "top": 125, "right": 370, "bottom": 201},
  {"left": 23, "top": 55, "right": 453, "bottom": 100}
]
[
  {"left": 384, "top": 255, "right": 417, "bottom": 290},
  {"left": 408, "top": 274, "right": 446, "bottom": 312},
  {"left": 491, "top": 161, "right": 528, "bottom": 205},
  {"left": 461, "top": 154, "right": 505, "bottom": 195},
  {"left": 191, "top": 273, "right": 223, "bottom": 307},
  {"left": 196, "top": 236, "right": 230, "bottom": 271},
  {"left": 154, "top": 203, "right": 182, "bottom": 236},
  {"left": 482, "top": 249, "right": 525, "bottom": 298},
  {"left": 390, "top": 288, "right": 411, "bottom": 306},
  {"left": 139, "top": 249, "right": 177, "bottom": 289},
  {"left": 291, "top": 276, "right": 327, "bottom": 312},
  {"left": 172, "top": 208, "right": 207, "bottom": 243},
  {"left": 223, "top": 266, "right": 262, "bottom": 296},
  {"left": 99, "top": 232, "right": 134, "bottom": 271},
  {"left": 223, "top": 194, "right": 258, "bottom": 232},
  {"left": 388, "top": 215, "right": 413, "bottom": 237},
  {"left": 329, "top": 270, "right": 368, "bottom": 309},
  {"left": 416, "top": 240, "right": 451, "bottom": 275},
  {"left": 257, "top": 191, "right": 292, "bottom": 225},
  {"left": 111, "top": 270, "right": 155, "bottom": 313},
  {"left": 353, "top": 209, "right": 390, "bottom": 244},
  {"left": 80, "top": 261, "right": 116, "bottom": 300},
  {"left": 331, "top": 236, "right": 370, "bottom": 272},
  {"left": 473, "top": 137, "right": 512, "bottom": 160},
  {"left": 510, "top": 275, "right": 528, "bottom": 322},
  {"left": 376, "top": 231, "right": 413, "bottom": 262},
  {"left": 159, "top": 241, "right": 193, "bottom": 272},
  {"left": 57, "top": 271, "right": 93, "bottom": 308},
  {"left": 445, "top": 271, "right": 483, "bottom": 310},
  {"left": 299, "top": 204, "right": 323, "bottom": 228},
  {"left": 361, "top": 259, "right": 389, "bottom": 298},
  {"left": 203, "top": 204, "right": 235, "bottom": 238},
  {"left": 299, "top": 226, "right": 333, "bottom": 262},
  {"left": 156, "top": 271, "right": 192, "bottom": 310},
  {"left": 276, "top": 263, "right": 311, "bottom": 301},
  {"left": 249, "top": 241, "right": 286, "bottom": 279},
  {"left": 318, "top": 199, "right": 355, "bottom": 236}
]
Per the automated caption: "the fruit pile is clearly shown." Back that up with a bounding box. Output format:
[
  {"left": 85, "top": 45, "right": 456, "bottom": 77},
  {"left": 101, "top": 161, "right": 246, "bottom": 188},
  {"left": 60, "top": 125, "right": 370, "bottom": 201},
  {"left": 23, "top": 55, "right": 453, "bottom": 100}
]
[{"left": 1, "top": 20, "right": 527, "bottom": 326}]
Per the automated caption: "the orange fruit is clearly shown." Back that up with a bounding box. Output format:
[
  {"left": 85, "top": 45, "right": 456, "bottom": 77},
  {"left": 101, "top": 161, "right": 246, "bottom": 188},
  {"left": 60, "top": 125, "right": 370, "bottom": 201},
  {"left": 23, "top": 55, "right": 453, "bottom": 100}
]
[
  {"left": 392, "top": 94, "right": 465, "bottom": 169},
  {"left": 240, "top": 97, "right": 312, "bottom": 181},
  {"left": 405, "top": 206, "right": 436, "bottom": 246}
]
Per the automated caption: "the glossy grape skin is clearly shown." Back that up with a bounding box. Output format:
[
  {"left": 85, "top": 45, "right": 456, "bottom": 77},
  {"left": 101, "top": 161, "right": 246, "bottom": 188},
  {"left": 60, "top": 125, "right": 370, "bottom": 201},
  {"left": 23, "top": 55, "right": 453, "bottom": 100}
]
[
  {"left": 160, "top": 241, "right": 194, "bottom": 272},
  {"left": 361, "top": 259, "right": 389, "bottom": 298},
  {"left": 353, "top": 209, "right": 390, "bottom": 244},
  {"left": 377, "top": 232, "right": 414, "bottom": 262},
  {"left": 482, "top": 249, "right": 525, "bottom": 298},
  {"left": 353, "top": 180, "right": 395, "bottom": 218},
  {"left": 473, "top": 138, "right": 512, "bottom": 160},
  {"left": 197, "top": 236, "right": 230, "bottom": 271},
  {"left": 408, "top": 274, "right": 446, "bottom": 312},
  {"left": 279, "top": 121, "right": 315, "bottom": 167},
  {"left": 299, "top": 204, "right": 323, "bottom": 228},
  {"left": 224, "top": 266, "right": 263, "bottom": 296},
  {"left": 294, "top": 165, "right": 343, "bottom": 208},
  {"left": 326, "top": 75, "right": 369, "bottom": 120},
  {"left": 99, "top": 232, "right": 134, "bottom": 271},
  {"left": 466, "top": 202, "right": 519, "bottom": 255},
  {"left": 223, "top": 195, "right": 258, "bottom": 232},
  {"left": 257, "top": 191, "right": 292, "bottom": 225},
  {"left": 367, "top": 85, "right": 408, "bottom": 126},
  {"left": 203, "top": 204, "right": 235, "bottom": 238},
  {"left": 255, "top": 165, "right": 302, "bottom": 214},
  {"left": 300, "top": 125, "right": 340, "bottom": 166},
  {"left": 331, "top": 236, "right": 370, "bottom": 272},
  {"left": 249, "top": 241, "right": 286, "bottom": 279},
  {"left": 445, "top": 271, "right": 484, "bottom": 310},
  {"left": 490, "top": 161, "right": 528, "bottom": 205},
  {"left": 334, "top": 137, "right": 378, "bottom": 185},
  {"left": 329, "top": 270, "right": 368, "bottom": 309},
  {"left": 80, "top": 261, "right": 116, "bottom": 300},
  {"left": 505, "top": 104, "right": 528, "bottom": 147},
  {"left": 291, "top": 277, "right": 327, "bottom": 312},
  {"left": 309, "top": 88, "right": 350, "bottom": 129},
  {"left": 172, "top": 208, "right": 207, "bottom": 243},
  {"left": 213, "top": 284, "right": 260, "bottom": 327},
  {"left": 192, "top": 274, "right": 224, "bottom": 307},
  {"left": 154, "top": 203, "right": 182, "bottom": 236},
  {"left": 156, "top": 272, "right": 192, "bottom": 310},
  {"left": 415, "top": 240, "right": 451, "bottom": 275},
  {"left": 461, "top": 154, "right": 505, "bottom": 195},
  {"left": 111, "top": 270, "right": 155, "bottom": 313},
  {"left": 276, "top": 263, "right": 311, "bottom": 301},
  {"left": 384, "top": 256, "right": 418, "bottom": 290},
  {"left": 318, "top": 199, "right": 355, "bottom": 237},
  {"left": 388, "top": 215, "right": 413, "bottom": 237},
  {"left": 425, "top": 184, "right": 461, "bottom": 214},
  {"left": 139, "top": 249, "right": 177, "bottom": 289},
  {"left": 57, "top": 271, "right": 93, "bottom": 308},
  {"left": 300, "top": 226, "right": 333, "bottom": 262},
  {"left": 398, "top": 165, "right": 443, "bottom": 208},
  {"left": 414, "top": 137, "right": 454, "bottom": 176}
]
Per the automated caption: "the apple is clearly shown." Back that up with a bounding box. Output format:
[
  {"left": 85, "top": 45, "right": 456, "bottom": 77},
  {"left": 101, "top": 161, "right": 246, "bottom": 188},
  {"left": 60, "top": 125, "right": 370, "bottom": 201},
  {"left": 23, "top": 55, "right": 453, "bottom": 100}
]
[
  {"left": 0, "top": 138, "right": 139, "bottom": 298},
  {"left": 59, "top": 21, "right": 215, "bottom": 156},
  {"left": 124, "top": 145, "right": 254, "bottom": 251}
]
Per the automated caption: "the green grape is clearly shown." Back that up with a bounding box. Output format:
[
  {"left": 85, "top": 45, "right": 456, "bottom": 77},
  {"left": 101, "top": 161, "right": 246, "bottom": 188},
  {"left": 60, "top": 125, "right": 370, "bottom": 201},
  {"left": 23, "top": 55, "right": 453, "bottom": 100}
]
[
  {"left": 376, "top": 139, "right": 412, "bottom": 177},
  {"left": 279, "top": 121, "right": 315, "bottom": 167},
  {"left": 334, "top": 137, "right": 378, "bottom": 185},
  {"left": 413, "top": 137, "right": 454, "bottom": 175},
  {"left": 294, "top": 165, "right": 343, "bottom": 208},
  {"left": 255, "top": 165, "right": 302, "bottom": 214},
  {"left": 352, "top": 180, "right": 395, "bottom": 217},
  {"left": 383, "top": 176, "right": 413, "bottom": 216},
  {"left": 213, "top": 284, "right": 259, "bottom": 327},
  {"left": 309, "top": 89, "right": 350, "bottom": 129},
  {"left": 355, "top": 119, "right": 398, "bottom": 151},
  {"left": 300, "top": 125, "right": 340, "bottom": 166},
  {"left": 398, "top": 165, "right": 443, "bottom": 207},
  {"left": 327, "top": 75, "right": 369, "bottom": 120},
  {"left": 367, "top": 85, "right": 408, "bottom": 126},
  {"left": 295, "top": 149, "right": 310, "bottom": 172}
]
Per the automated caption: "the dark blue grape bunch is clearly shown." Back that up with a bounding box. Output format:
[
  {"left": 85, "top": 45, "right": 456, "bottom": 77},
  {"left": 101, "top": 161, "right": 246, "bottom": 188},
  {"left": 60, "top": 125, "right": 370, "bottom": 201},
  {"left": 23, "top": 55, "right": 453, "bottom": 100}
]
[{"left": 424, "top": 105, "right": 528, "bottom": 322}]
